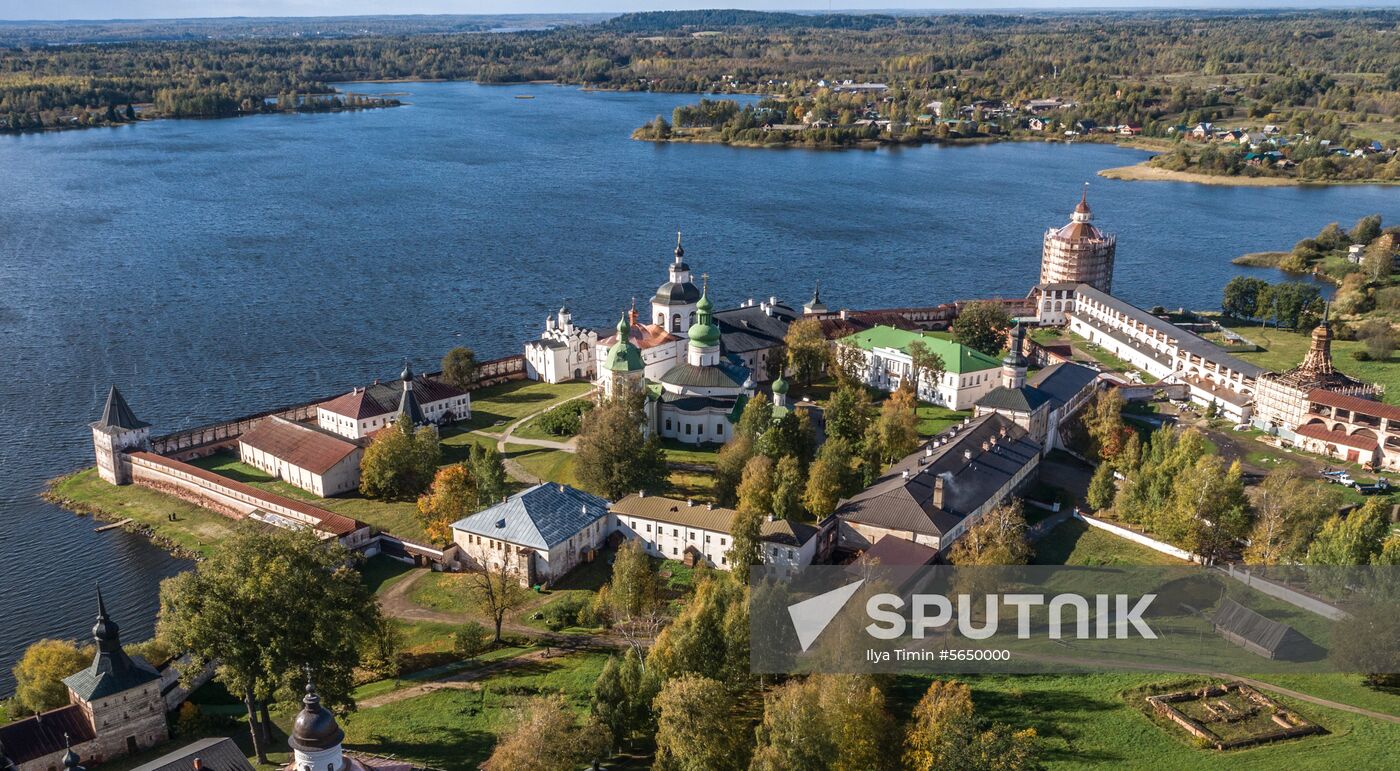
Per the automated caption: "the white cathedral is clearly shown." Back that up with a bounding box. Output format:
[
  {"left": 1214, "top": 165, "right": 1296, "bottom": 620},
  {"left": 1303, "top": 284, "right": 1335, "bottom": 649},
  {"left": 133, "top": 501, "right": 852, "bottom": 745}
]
[{"left": 523, "top": 235, "right": 796, "bottom": 444}]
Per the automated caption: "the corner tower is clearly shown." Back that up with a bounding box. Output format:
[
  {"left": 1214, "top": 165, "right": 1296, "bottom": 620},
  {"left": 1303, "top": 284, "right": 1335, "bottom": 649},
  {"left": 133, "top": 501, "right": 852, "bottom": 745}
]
[
  {"left": 1040, "top": 185, "right": 1116, "bottom": 293},
  {"left": 91, "top": 386, "right": 151, "bottom": 485}
]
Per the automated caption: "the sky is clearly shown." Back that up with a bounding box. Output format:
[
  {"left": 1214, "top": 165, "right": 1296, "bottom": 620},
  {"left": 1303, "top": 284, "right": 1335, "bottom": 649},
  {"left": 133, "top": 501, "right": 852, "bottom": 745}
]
[{"left": 3, "top": 1, "right": 1396, "bottom": 23}]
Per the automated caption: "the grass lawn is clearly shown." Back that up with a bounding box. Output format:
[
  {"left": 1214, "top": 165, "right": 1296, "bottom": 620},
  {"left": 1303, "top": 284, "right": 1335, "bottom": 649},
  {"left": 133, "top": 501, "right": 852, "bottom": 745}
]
[
  {"left": 460, "top": 380, "right": 594, "bottom": 434},
  {"left": 189, "top": 453, "right": 428, "bottom": 541},
  {"left": 439, "top": 427, "right": 502, "bottom": 465},
  {"left": 505, "top": 444, "right": 579, "bottom": 487},
  {"left": 360, "top": 554, "right": 415, "bottom": 594},
  {"left": 659, "top": 438, "right": 722, "bottom": 466},
  {"left": 340, "top": 651, "right": 608, "bottom": 771},
  {"left": 668, "top": 469, "right": 714, "bottom": 501},
  {"left": 888, "top": 672, "right": 1400, "bottom": 770},
  {"left": 916, "top": 404, "right": 971, "bottom": 437},
  {"left": 47, "top": 467, "right": 238, "bottom": 557},
  {"left": 407, "top": 549, "right": 615, "bottom": 631},
  {"left": 1222, "top": 323, "right": 1400, "bottom": 404},
  {"left": 1032, "top": 520, "right": 1188, "bottom": 566}
]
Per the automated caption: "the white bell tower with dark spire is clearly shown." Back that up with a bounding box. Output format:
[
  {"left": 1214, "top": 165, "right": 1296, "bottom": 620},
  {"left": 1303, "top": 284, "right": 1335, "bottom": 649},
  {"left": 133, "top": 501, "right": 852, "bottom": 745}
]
[{"left": 290, "top": 671, "right": 346, "bottom": 771}]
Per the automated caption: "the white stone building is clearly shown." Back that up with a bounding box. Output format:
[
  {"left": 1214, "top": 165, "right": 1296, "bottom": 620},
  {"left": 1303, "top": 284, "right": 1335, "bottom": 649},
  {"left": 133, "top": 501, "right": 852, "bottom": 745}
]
[
  {"left": 237, "top": 416, "right": 363, "bottom": 497},
  {"left": 0, "top": 592, "right": 168, "bottom": 771},
  {"left": 1063, "top": 284, "right": 1263, "bottom": 422},
  {"left": 451, "top": 483, "right": 612, "bottom": 586},
  {"left": 524, "top": 306, "right": 598, "bottom": 383},
  {"left": 836, "top": 325, "right": 1003, "bottom": 410},
  {"left": 317, "top": 362, "right": 469, "bottom": 440},
  {"left": 90, "top": 386, "right": 151, "bottom": 485},
  {"left": 610, "top": 493, "right": 826, "bottom": 577}
]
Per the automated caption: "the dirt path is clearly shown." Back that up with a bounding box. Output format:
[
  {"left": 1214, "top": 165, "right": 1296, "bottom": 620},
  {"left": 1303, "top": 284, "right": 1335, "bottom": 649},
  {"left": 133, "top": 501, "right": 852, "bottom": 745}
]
[
  {"left": 359, "top": 648, "right": 561, "bottom": 708},
  {"left": 378, "top": 569, "right": 631, "bottom": 650},
  {"left": 1223, "top": 674, "right": 1400, "bottom": 724},
  {"left": 468, "top": 387, "right": 596, "bottom": 483}
]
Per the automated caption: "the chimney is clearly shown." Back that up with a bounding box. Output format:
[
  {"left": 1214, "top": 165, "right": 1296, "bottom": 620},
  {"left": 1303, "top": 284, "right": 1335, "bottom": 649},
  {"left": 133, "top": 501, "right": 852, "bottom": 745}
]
[
  {"left": 963, "top": 449, "right": 972, "bottom": 461},
  {"left": 901, "top": 469, "right": 910, "bottom": 479},
  {"left": 925, "top": 445, "right": 934, "bottom": 457},
  {"left": 558, "top": 484, "right": 565, "bottom": 493},
  {"left": 933, "top": 475, "right": 946, "bottom": 509},
  {"left": 638, "top": 489, "right": 646, "bottom": 498},
  {"left": 193, "top": 760, "right": 202, "bottom": 771},
  {"left": 706, "top": 502, "right": 714, "bottom": 510},
  {"left": 840, "top": 309, "right": 849, "bottom": 320},
  {"left": 686, "top": 498, "right": 694, "bottom": 507}
]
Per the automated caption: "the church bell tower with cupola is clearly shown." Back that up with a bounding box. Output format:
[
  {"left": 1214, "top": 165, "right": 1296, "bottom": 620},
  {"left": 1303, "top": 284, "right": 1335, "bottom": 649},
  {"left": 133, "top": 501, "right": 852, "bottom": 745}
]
[
  {"left": 91, "top": 386, "right": 151, "bottom": 485},
  {"left": 651, "top": 232, "right": 702, "bottom": 334},
  {"left": 290, "top": 674, "right": 346, "bottom": 771}
]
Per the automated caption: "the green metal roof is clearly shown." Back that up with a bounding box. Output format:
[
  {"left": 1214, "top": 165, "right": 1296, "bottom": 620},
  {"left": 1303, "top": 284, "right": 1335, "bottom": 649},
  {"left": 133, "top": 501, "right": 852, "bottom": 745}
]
[{"left": 839, "top": 325, "right": 1001, "bottom": 374}]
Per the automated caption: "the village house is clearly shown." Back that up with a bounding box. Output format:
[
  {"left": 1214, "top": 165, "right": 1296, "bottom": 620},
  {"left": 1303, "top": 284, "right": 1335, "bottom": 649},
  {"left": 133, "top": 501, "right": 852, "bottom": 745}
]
[
  {"left": 450, "top": 483, "right": 612, "bottom": 586},
  {"left": 836, "top": 325, "right": 1003, "bottom": 410},
  {"left": 834, "top": 413, "right": 1041, "bottom": 556},
  {"left": 610, "top": 493, "right": 833, "bottom": 577}
]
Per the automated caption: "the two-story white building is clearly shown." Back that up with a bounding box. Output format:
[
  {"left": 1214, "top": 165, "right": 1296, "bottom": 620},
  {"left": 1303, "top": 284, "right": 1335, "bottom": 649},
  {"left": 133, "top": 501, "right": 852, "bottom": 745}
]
[
  {"left": 450, "top": 483, "right": 612, "bottom": 586},
  {"left": 237, "top": 416, "right": 363, "bottom": 497},
  {"left": 317, "top": 363, "right": 470, "bottom": 440},
  {"left": 609, "top": 493, "right": 827, "bottom": 577},
  {"left": 836, "top": 325, "right": 1003, "bottom": 410}
]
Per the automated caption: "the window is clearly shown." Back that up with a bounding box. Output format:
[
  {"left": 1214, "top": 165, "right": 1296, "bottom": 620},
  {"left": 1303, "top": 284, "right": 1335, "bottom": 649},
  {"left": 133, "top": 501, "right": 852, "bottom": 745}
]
[
  {"left": 646, "top": 524, "right": 652, "bottom": 532},
  {"left": 672, "top": 547, "right": 678, "bottom": 555},
  {"left": 665, "top": 419, "right": 672, "bottom": 430},
  {"left": 685, "top": 424, "right": 692, "bottom": 435},
  {"left": 673, "top": 528, "right": 679, "bottom": 536},
  {"left": 720, "top": 537, "right": 727, "bottom": 546},
  {"left": 705, "top": 534, "right": 711, "bottom": 543},
  {"left": 716, "top": 424, "right": 724, "bottom": 436}
]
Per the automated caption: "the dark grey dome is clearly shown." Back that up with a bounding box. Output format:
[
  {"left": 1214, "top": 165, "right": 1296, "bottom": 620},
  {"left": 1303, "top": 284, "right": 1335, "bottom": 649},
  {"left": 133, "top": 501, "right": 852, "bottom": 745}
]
[
  {"left": 290, "top": 681, "right": 345, "bottom": 751},
  {"left": 654, "top": 281, "right": 702, "bottom": 305}
]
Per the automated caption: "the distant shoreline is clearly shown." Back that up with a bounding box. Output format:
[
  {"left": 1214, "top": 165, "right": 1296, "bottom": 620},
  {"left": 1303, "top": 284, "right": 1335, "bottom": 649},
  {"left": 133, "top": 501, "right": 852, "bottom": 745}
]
[{"left": 1099, "top": 162, "right": 1400, "bottom": 188}]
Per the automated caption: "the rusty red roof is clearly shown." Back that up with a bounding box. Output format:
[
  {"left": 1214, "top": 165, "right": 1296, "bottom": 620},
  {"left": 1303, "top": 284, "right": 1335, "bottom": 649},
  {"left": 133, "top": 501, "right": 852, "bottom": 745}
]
[
  {"left": 1294, "top": 422, "right": 1379, "bottom": 452},
  {"left": 1308, "top": 389, "right": 1400, "bottom": 422},
  {"left": 0, "top": 704, "right": 96, "bottom": 764},
  {"left": 128, "top": 452, "right": 365, "bottom": 537},
  {"left": 239, "top": 417, "right": 360, "bottom": 475}
]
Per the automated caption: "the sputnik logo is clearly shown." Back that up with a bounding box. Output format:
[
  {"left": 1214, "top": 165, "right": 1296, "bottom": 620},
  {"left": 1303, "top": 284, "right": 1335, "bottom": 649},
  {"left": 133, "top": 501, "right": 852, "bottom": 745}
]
[{"left": 788, "top": 579, "right": 865, "bottom": 652}]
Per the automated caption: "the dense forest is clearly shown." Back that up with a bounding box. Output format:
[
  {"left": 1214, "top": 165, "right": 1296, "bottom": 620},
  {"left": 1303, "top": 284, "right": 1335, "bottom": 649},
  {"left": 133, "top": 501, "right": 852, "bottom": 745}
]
[{"left": 3, "top": 9, "right": 1399, "bottom": 146}]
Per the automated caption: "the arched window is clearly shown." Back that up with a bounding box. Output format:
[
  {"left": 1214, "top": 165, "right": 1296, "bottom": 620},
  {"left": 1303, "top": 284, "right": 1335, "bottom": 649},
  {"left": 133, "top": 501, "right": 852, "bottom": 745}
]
[
  {"left": 689, "top": 312, "right": 696, "bottom": 325},
  {"left": 657, "top": 313, "right": 665, "bottom": 326},
  {"left": 672, "top": 314, "right": 682, "bottom": 332}
]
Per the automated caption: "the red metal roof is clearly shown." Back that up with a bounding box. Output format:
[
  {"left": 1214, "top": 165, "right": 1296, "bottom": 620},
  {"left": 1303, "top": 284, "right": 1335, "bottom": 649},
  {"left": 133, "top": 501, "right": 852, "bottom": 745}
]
[
  {"left": 1308, "top": 389, "right": 1400, "bottom": 422},
  {"left": 239, "top": 417, "right": 360, "bottom": 475},
  {"left": 128, "top": 452, "right": 365, "bottom": 536},
  {"left": 0, "top": 704, "right": 96, "bottom": 764},
  {"left": 1294, "top": 422, "right": 1379, "bottom": 452}
]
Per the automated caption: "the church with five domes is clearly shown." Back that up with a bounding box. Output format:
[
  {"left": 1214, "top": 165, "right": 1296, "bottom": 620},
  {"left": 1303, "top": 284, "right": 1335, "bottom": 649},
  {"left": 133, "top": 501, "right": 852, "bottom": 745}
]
[{"left": 531, "top": 234, "right": 804, "bottom": 444}]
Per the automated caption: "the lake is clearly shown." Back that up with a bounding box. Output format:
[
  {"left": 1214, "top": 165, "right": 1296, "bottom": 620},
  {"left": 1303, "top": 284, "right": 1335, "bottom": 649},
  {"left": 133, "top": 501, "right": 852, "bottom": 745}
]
[{"left": 0, "top": 81, "right": 1395, "bottom": 692}]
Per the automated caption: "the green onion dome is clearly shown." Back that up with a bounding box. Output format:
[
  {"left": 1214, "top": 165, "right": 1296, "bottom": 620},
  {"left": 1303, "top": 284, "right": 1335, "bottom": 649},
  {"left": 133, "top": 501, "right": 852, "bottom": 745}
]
[
  {"left": 604, "top": 314, "right": 644, "bottom": 372},
  {"left": 772, "top": 375, "right": 789, "bottom": 395}
]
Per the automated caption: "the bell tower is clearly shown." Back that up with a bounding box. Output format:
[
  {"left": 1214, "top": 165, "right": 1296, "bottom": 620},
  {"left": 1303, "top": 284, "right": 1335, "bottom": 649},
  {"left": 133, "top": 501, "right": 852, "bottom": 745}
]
[
  {"left": 90, "top": 386, "right": 151, "bottom": 485},
  {"left": 290, "top": 672, "right": 346, "bottom": 771}
]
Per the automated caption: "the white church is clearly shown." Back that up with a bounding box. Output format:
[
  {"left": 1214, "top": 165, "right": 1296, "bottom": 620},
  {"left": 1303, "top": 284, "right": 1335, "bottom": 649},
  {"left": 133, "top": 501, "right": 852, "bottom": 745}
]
[{"left": 523, "top": 234, "right": 798, "bottom": 444}]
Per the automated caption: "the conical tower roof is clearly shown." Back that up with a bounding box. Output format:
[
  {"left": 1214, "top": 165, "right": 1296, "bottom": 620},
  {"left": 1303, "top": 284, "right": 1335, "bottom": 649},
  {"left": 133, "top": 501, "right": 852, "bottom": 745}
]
[
  {"left": 63, "top": 586, "right": 159, "bottom": 701},
  {"left": 397, "top": 363, "right": 426, "bottom": 426},
  {"left": 92, "top": 385, "right": 149, "bottom": 433}
]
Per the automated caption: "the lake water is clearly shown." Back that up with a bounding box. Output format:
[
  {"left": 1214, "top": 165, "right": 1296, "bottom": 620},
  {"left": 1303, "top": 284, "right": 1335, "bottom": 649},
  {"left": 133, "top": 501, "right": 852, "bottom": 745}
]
[{"left": 0, "top": 81, "right": 1395, "bottom": 693}]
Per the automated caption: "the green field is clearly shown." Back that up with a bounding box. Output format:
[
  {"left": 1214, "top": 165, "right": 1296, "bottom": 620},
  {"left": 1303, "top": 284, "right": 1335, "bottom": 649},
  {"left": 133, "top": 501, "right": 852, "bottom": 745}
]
[
  {"left": 46, "top": 467, "right": 239, "bottom": 557},
  {"left": 505, "top": 443, "right": 580, "bottom": 487},
  {"left": 459, "top": 380, "right": 594, "bottom": 434},
  {"left": 340, "top": 651, "right": 607, "bottom": 771},
  {"left": 1033, "top": 519, "right": 1188, "bottom": 567},
  {"left": 917, "top": 404, "right": 972, "bottom": 437},
  {"left": 1221, "top": 324, "right": 1400, "bottom": 404},
  {"left": 888, "top": 672, "right": 1400, "bottom": 770}
]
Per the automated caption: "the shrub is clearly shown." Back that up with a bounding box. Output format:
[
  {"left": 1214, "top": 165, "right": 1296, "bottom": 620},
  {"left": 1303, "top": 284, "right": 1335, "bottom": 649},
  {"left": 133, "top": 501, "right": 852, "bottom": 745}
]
[
  {"left": 536, "top": 400, "right": 593, "bottom": 437},
  {"left": 540, "top": 594, "right": 592, "bottom": 631},
  {"left": 1353, "top": 350, "right": 1372, "bottom": 361},
  {"left": 453, "top": 621, "right": 490, "bottom": 658}
]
